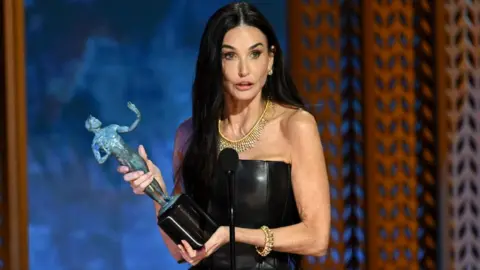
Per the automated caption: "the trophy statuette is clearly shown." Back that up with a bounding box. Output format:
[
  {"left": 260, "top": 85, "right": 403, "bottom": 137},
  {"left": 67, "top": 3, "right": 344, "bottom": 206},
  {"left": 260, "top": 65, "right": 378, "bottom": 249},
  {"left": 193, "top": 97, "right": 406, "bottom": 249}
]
[{"left": 85, "top": 102, "right": 218, "bottom": 250}]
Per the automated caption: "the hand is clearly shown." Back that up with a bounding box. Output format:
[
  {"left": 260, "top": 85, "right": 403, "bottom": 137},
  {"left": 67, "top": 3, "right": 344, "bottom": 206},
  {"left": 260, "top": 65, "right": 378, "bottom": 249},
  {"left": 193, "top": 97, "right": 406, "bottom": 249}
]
[
  {"left": 117, "top": 145, "right": 166, "bottom": 195},
  {"left": 177, "top": 226, "right": 229, "bottom": 266}
]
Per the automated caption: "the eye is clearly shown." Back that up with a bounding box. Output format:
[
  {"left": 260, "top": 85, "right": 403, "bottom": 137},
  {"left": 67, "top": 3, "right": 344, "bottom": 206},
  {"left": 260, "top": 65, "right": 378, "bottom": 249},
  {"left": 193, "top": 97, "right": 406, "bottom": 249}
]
[
  {"left": 223, "top": 52, "right": 235, "bottom": 60},
  {"left": 250, "top": 50, "right": 262, "bottom": 59}
]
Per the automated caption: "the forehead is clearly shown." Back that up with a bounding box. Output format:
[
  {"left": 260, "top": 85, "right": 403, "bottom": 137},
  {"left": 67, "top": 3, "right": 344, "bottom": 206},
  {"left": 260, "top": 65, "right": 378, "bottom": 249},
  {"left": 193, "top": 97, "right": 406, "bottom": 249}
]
[{"left": 222, "top": 25, "right": 267, "bottom": 49}]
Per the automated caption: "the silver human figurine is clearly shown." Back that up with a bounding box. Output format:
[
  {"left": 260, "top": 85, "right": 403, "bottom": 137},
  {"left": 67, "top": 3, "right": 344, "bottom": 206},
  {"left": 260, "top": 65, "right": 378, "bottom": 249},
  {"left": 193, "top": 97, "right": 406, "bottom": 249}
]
[{"left": 85, "top": 101, "right": 169, "bottom": 204}]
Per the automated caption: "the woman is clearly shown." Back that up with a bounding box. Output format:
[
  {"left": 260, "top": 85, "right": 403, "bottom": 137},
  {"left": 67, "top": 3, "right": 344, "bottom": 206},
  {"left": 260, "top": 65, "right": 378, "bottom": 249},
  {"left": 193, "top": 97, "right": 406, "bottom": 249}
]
[{"left": 118, "top": 2, "right": 330, "bottom": 269}]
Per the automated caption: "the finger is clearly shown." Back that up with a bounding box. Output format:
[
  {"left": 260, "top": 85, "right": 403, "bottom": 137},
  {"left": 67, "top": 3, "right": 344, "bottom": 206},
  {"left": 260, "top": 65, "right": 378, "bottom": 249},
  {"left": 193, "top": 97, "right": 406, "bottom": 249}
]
[
  {"left": 131, "top": 172, "right": 153, "bottom": 188},
  {"left": 146, "top": 159, "right": 157, "bottom": 173},
  {"left": 179, "top": 245, "right": 203, "bottom": 266},
  {"left": 135, "top": 178, "right": 154, "bottom": 194},
  {"left": 178, "top": 245, "right": 193, "bottom": 263},
  {"left": 129, "top": 173, "right": 152, "bottom": 195},
  {"left": 123, "top": 171, "right": 145, "bottom": 182},
  {"left": 190, "top": 248, "right": 206, "bottom": 266},
  {"left": 138, "top": 145, "right": 148, "bottom": 161},
  {"left": 117, "top": 166, "right": 130, "bottom": 174},
  {"left": 132, "top": 188, "right": 144, "bottom": 195},
  {"left": 182, "top": 240, "right": 197, "bottom": 258}
]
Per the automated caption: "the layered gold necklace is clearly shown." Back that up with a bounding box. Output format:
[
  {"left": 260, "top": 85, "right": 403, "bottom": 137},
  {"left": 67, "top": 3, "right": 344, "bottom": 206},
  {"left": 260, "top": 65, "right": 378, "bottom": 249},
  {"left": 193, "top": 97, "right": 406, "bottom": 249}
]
[{"left": 218, "top": 100, "right": 273, "bottom": 153}]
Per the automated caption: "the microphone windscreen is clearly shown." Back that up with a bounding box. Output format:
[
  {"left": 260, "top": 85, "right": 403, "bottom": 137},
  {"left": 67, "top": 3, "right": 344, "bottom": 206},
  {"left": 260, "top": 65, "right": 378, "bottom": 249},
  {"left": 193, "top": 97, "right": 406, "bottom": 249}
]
[{"left": 218, "top": 148, "right": 239, "bottom": 172}]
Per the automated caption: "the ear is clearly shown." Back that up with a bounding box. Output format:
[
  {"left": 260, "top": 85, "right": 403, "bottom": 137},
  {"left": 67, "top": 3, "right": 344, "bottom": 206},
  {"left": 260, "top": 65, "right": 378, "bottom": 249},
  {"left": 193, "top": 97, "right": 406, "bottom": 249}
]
[{"left": 268, "top": 45, "right": 275, "bottom": 73}]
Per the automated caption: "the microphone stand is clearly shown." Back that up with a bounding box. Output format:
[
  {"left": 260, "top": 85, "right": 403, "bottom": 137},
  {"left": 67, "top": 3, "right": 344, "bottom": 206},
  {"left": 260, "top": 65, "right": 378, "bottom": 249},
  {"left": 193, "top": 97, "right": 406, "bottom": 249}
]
[{"left": 226, "top": 170, "right": 236, "bottom": 270}]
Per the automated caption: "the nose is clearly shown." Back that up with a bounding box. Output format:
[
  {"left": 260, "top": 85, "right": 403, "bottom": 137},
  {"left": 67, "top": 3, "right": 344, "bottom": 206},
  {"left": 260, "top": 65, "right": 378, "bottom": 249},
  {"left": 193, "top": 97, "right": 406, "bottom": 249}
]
[{"left": 238, "top": 59, "right": 249, "bottom": 77}]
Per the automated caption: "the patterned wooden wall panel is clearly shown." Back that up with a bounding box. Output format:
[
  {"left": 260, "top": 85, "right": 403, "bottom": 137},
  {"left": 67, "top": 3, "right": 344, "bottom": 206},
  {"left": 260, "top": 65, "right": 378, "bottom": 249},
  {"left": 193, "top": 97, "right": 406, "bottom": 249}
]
[
  {"left": 414, "top": 0, "right": 439, "bottom": 269},
  {"left": 287, "top": 0, "right": 457, "bottom": 269},
  {"left": 288, "top": 0, "right": 344, "bottom": 269},
  {"left": 444, "top": 0, "right": 480, "bottom": 269},
  {"left": 363, "top": 0, "right": 418, "bottom": 269},
  {"left": 2, "top": 0, "right": 29, "bottom": 269},
  {"left": 0, "top": 2, "right": 7, "bottom": 268},
  {"left": 0, "top": 41, "right": 6, "bottom": 270},
  {"left": 340, "top": 0, "right": 365, "bottom": 269},
  {"left": 434, "top": 0, "right": 449, "bottom": 267},
  {"left": 288, "top": 0, "right": 364, "bottom": 269}
]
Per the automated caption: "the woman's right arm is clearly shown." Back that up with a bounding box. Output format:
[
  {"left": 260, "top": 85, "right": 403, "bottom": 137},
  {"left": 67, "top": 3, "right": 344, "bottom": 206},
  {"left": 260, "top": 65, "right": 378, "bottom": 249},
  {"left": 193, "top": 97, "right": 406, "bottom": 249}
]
[
  {"left": 118, "top": 120, "right": 191, "bottom": 262},
  {"left": 154, "top": 123, "right": 189, "bottom": 262}
]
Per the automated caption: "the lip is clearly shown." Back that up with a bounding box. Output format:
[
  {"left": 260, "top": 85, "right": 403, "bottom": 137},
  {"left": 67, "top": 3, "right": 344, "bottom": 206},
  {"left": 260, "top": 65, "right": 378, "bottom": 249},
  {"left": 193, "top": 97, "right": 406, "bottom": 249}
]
[{"left": 235, "top": 81, "right": 254, "bottom": 91}]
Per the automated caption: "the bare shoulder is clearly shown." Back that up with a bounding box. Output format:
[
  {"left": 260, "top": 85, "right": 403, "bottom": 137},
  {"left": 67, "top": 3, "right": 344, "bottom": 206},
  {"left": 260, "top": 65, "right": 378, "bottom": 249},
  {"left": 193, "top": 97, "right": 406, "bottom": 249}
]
[
  {"left": 287, "top": 109, "right": 317, "bottom": 130},
  {"left": 274, "top": 104, "right": 318, "bottom": 141}
]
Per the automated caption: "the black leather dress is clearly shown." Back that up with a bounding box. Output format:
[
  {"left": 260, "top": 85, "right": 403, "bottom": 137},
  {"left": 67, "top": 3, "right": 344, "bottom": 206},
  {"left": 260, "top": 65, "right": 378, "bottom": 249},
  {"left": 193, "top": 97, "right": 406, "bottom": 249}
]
[{"left": 192, "top": 160, "right": 301, "bottom": 270}]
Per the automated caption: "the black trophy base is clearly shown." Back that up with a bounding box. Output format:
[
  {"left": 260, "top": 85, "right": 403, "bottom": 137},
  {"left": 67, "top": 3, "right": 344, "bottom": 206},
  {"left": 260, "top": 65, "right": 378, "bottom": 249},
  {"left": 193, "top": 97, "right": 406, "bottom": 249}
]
[{"left": 157, "top": 194, "right": 218, "bottom": 250}]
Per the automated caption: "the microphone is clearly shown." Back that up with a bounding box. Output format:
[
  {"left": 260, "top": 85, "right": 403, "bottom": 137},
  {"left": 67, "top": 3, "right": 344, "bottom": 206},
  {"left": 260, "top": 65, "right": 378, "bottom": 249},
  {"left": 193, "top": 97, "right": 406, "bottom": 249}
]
[
  {"left": 218, "top": 148, "right": 239, "bottom": 270},
  {"left": 219, "top": 148, "right": 239, "bottom": 173}
]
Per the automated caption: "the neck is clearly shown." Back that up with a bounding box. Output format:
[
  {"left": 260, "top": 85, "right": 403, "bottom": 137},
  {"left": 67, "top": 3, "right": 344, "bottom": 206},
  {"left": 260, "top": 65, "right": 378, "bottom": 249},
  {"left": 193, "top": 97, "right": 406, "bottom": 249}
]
[{"left": 221, "top": 94, "right": 265, "bottom": 138}]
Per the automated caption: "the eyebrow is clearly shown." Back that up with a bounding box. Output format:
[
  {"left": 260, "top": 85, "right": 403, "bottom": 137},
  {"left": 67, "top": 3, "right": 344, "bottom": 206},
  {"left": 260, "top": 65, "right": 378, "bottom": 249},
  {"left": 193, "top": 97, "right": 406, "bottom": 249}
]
[{"left": 221, "top": 42, "right": 264, "bottom": 50}]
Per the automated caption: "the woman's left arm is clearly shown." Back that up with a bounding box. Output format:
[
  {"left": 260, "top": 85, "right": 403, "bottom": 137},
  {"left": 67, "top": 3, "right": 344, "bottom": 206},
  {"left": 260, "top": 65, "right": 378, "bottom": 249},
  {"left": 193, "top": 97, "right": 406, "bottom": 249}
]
[{"left": 234, "top": 110, "right": 330, "bottom": 256}]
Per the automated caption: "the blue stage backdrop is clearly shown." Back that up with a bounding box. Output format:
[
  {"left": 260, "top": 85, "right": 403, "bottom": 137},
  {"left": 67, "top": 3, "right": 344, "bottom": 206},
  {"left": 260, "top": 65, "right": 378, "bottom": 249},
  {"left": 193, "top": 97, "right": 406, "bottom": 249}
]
[{"left": 25, "top": 1, "right": 286, "bottom": 269}]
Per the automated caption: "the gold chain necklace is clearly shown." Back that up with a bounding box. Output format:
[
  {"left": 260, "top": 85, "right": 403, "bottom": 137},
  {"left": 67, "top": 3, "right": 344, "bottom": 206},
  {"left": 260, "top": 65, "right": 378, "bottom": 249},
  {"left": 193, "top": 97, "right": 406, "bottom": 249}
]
[{"left": 218, "top": 100, "right": 273, "bottom": 153}]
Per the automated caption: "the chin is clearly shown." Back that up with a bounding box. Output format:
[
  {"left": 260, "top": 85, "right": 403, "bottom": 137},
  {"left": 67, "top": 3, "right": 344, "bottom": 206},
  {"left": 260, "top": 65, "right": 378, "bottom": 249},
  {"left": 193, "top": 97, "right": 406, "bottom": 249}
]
[{"left": 228, "top": 89, "right": 262, "bottom": 102}]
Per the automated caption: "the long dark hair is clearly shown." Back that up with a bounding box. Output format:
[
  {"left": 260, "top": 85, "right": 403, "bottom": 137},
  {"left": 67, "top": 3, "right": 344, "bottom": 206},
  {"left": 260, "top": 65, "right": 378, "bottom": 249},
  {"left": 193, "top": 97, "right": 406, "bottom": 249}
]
[{"left": 180, "top": 2, "right": 305, "bottom": 267}]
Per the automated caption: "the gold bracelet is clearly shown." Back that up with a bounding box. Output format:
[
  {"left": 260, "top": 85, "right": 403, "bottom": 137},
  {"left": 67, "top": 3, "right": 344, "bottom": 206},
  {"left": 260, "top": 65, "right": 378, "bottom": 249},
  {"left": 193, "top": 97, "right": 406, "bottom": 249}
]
[{"left": 255, "top": 225, "right": 274, "bottom": 257}]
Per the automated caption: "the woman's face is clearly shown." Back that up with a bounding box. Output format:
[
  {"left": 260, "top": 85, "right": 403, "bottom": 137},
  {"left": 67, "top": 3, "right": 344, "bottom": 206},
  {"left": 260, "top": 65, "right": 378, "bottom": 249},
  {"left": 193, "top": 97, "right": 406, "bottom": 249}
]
[{"left": 221, "top": 25, "right": 274, "bottom": 102}]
